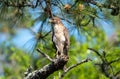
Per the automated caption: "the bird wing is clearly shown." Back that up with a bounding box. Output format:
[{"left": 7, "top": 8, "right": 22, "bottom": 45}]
[
  {"left": 64, "top": 27, "right": 70, "bottom": 47},
  {"left": 63, "top": 27, "right": 70, "bottom": 55}
]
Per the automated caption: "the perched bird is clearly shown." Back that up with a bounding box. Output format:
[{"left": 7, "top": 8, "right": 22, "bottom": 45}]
[{"left": 49, "top": 17, "right": 70, "bottom": 58}]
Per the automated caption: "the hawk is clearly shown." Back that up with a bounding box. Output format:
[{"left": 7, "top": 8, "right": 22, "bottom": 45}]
[{"left": 49, "top": 17, "right": 70, "bottom": 58}]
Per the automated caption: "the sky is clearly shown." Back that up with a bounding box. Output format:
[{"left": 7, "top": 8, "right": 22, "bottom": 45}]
[
  {"left": 0, "top": 0, "right": 117, "bottom": 76},
  {"left": 0, "top": 17, "right": 115, "bottom": 50}
]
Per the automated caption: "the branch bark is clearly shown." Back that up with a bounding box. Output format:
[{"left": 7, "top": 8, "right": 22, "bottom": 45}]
[{"left": 24, "top": 53, "right": 69, "bottom": 79}]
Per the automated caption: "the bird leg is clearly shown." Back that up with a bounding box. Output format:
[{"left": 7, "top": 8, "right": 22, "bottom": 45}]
[{"left": 55, "top": 50, "right": 60, "bottom": 58}]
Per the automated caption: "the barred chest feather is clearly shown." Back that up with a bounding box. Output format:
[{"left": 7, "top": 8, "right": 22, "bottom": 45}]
[{"left": 53, "top": 24, "right": 66, "bottom": 42}]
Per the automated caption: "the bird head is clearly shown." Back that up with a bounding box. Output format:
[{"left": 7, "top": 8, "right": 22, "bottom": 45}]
[{"left": 49, "top": 17, "right": 61, "bottom": 24}]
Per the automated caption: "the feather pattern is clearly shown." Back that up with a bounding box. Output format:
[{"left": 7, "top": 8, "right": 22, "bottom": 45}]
[{"left": 51, "top": 17, "right": 70, "bottom": 58}]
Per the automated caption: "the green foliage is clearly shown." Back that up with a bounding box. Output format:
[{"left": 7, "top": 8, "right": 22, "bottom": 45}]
[
  {"left": 1, "top": 27, "right": 120, "bottom": 79},
  {"left": 0, "top": 0, "right": 120, "bottom": 79},
  {"left": 2, "top": 48, "right": 31, "bottom": 79}
]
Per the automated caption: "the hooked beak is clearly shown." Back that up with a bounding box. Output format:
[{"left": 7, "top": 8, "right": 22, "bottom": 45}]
[{"left": 48, "top": 19, "right": 54, "bottom": 23}]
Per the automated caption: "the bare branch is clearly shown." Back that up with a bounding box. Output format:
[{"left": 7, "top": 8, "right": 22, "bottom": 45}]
[
  {"left": 66, "top": 58, "right": 91, "bottom": 72},
  {"left": 36, "top": 48, "right": 53, "bottom": 62},
  {"left": 88, "top": 48, "right": 103, "bottom": 60},
  {"left": 59, "top": 58, "right": 92, "bottom": 79},
  {"left": 109, "top": 58, "right": 120, "bottom": 65}
]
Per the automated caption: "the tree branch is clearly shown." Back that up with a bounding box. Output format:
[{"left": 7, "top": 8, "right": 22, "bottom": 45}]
[
  {"left": 45, "top": 0, "right": 53, "bottom": 18},
  {"left": 3, "top": 0, "right": 39, "bottom": 8},
  {"left": 24, "top": 56, "right": 68, "bottom": 79},
  {"left": 84, "top": 0, "right": 118, "bottom": 9},
  {"left": 115, "top": 70, "right": 120, "bottom": 76},
  {"left": 36, "top": 48, "right": 53, "bottom": 62},
  {"left": 109, "top": 58, "right": 120, "bottom": 65},
  {"left": 59, "top": 58, "right": 92, "bottom": 79},
  {"left": 88, "top": 48, "right": 103, "bottom": 60}
]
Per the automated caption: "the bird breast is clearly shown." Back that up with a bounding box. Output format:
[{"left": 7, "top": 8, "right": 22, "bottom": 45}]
[{"left": 53, "top": 24, "right": 66, "bottom": 42}]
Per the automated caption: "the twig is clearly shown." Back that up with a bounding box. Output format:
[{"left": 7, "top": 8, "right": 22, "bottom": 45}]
[
  {"left": 36, "top": 48, "right": 53, "bottom": 62},
  {"left": 59, "top": 58, "right": 92, "bottom": 79},
  {"left": 82, "top": 0, "right": 117, "bottom": 9},
  {"left": 109, "top": 58, "right": 120, "bottom": 65},
  {"left": 115, "top": 70, "right": 120, "bottom": 76},
  {"left": 66, "top": 58, "right": 91, "bottom": 72},
  {"left": 88, "top": 48, "right": 104, "bottom": 61},
  {"left": 34, "top": 0, "right": 40, "bottom": 8},
  {"left": 42, "top": 31, "right": 51, "bottom": 38},
  {"left": 60, "top": 17, "right": 75, "bottom": 25}
]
